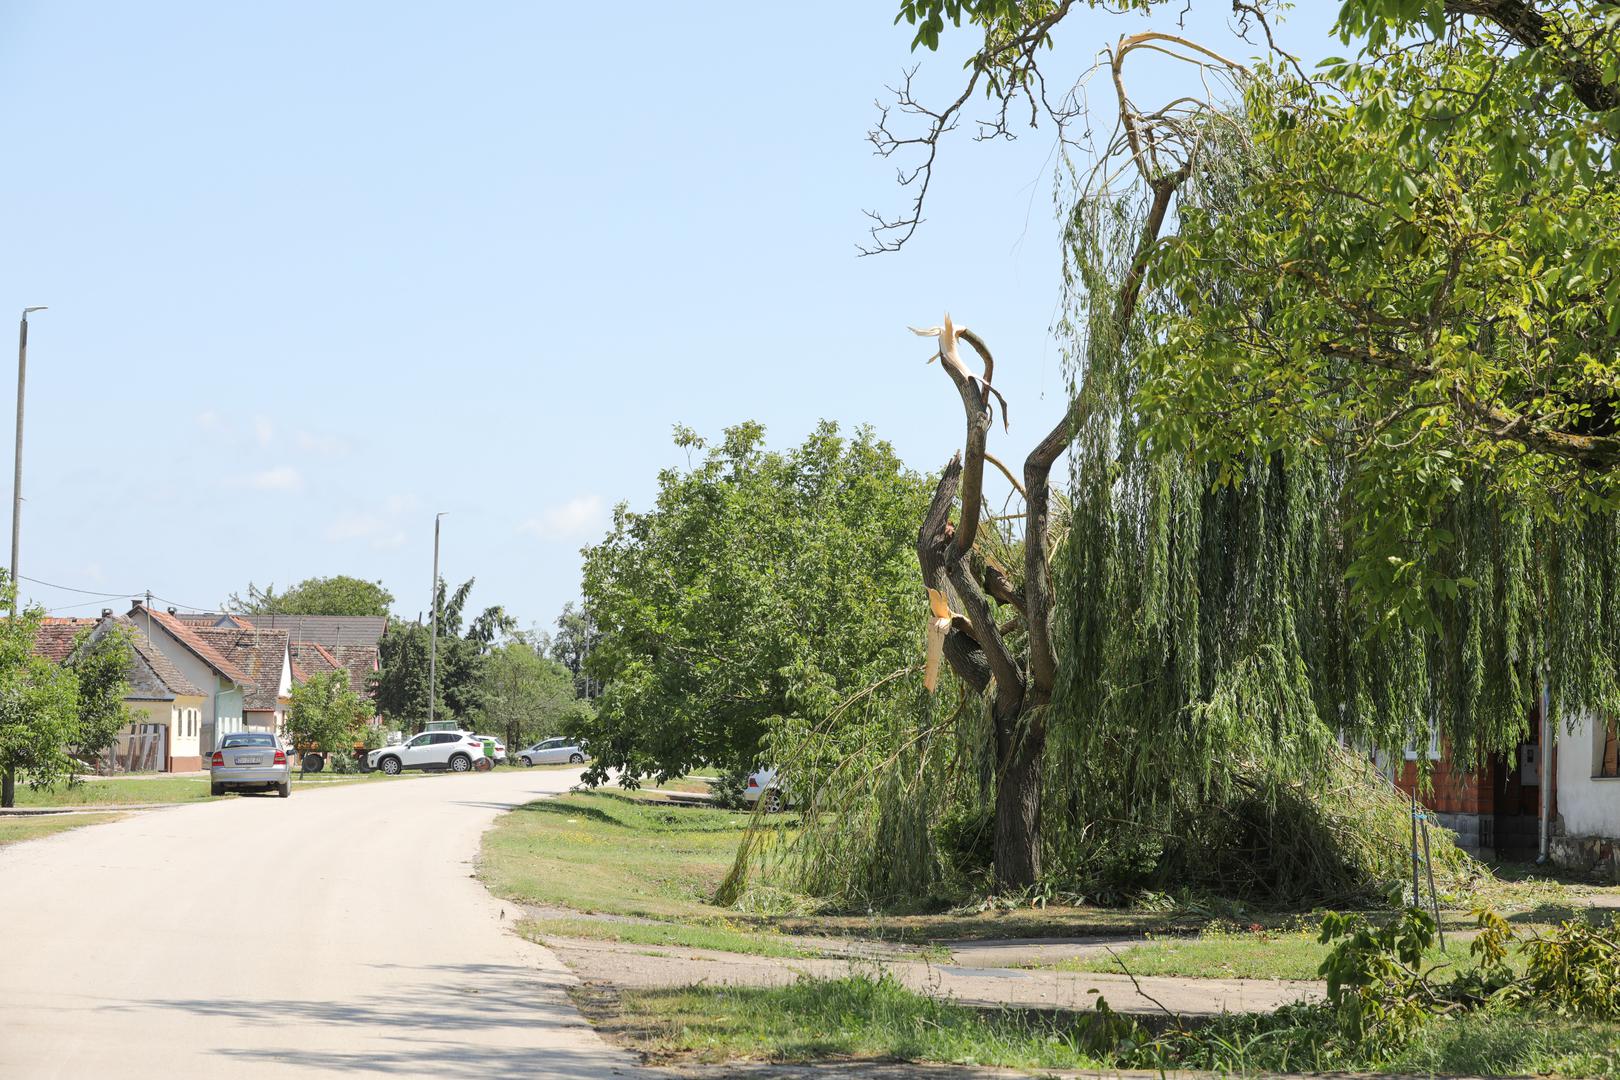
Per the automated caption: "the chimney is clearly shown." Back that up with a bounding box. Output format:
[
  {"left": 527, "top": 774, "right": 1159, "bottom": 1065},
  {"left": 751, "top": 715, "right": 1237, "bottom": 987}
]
[
  {"left": 131, "top": 598, "right": 144, "bottom": 609},
  {"left": 167, "top": 606, "right": 177, "bottom": 615},
  {"left": 101, "top": 608, "right": 113, "bottom": 618}
]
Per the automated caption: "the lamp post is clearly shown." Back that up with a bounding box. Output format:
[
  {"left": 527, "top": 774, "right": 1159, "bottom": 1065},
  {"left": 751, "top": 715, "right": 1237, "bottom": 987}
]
[
  {"left": 3, "top": 306, "right": 45, "bottom": 809},
  {"left": 10, "top": 307, "right": 45, "bottom": 616},
  {"left": 428, "top": 512, "right": 446, "bottom": 728}
]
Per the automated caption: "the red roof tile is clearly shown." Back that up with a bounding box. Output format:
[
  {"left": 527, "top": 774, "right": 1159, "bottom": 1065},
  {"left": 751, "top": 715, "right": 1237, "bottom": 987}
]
[
  {"left": 32, "top": 618, "right": 98, "bottom": 663},
  {"left": 140, "top": 607, "right": 252, "bottom": 684},
  {"left": 193, "top": 627, "right": 290, "bottom": 710}
]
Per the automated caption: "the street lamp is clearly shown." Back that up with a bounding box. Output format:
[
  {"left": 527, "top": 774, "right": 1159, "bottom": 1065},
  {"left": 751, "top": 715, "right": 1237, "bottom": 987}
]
[
  {"left": 428, "top": 512, "right": 447, "bottom": 727},
  {"left": 4, "top": 306, "right": 45, "bottom": 808},
  {"left": 11, "top": 306, "right": 46, "bottom": 616}
]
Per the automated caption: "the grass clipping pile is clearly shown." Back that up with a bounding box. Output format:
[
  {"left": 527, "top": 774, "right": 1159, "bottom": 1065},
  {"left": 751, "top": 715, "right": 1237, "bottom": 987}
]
[{"left": 1145, "top": 748, "right": 1481, "bottom": 908}]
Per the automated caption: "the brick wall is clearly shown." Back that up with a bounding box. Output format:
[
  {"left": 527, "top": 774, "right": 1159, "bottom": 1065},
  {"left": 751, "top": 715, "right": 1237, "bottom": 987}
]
[{"left": 1394, "top": 756, "right": 1494, "bottom": 816}]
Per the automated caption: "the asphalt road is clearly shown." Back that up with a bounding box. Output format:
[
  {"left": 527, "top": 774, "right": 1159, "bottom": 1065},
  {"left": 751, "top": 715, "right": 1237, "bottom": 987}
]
[{"left": 0, "top": 768, "right": 642, "bottom": 1079}]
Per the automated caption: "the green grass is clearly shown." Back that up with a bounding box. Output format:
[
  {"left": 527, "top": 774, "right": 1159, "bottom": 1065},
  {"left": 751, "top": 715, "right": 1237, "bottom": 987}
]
[
  {"left": 13, "top": 770, "right": 400, "bottom": 807},
  {"left": 593, "top": 974, "right": 1115, "bottom": 1070},
  {"left": 480, "top": 791, "right": 757, "bottom": 921},
  {"left": 1056, "top": 928, "right": 1481, "bottom": 982},
  {"left": 0, "top": 812, "right": 122, "bottom": 846},
  {"left": 14, "top": 777, "right": 216, "bottom": 806},
  {"left": 518, "top": 916, "right": 813, "bottom": 958},
  {"left": 595, "top": 973, "right": 1620, "bottom": 1077}
]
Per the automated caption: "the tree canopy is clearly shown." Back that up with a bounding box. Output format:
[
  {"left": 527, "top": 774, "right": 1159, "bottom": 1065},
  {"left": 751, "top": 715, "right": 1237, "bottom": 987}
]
[
  {"left": 878, "top": 1, "right": 1620, "bottom": 600},
  {"left": 0, "top": 578, "right": 90, "bottom": 806},
  {"left": 286, "top": 670, "right": 372, "bottom": 763},
  {"left": 227, "top": 575, "right": 395, "bottom": 617},
  {"left": 372, "top": 578, "right": 512, "bottom": 729},
  {"left": 471, "top": 639, "right": 585, "bottom": 752},
  {"left": 576, "top": 422, "right": 933, "bottom": 785}
]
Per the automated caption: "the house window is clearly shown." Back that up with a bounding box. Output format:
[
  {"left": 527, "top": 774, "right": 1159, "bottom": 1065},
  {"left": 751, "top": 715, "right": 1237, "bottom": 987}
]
[
  {"left": 1405, "top": 720, "right": 1441, "bottom": 762},
  {"left": 1599, "top": 716, "right": 1619, "bottom": 779}
]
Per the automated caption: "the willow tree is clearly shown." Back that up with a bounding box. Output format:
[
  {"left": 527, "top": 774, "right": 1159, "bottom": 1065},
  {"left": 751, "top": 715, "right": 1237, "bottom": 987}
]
[
  {"left": 893, "top": 1, "right": 1620, "bottom": 892},
  {"left": 910, "top": 33, "right": 1238, "bottom": 890}
]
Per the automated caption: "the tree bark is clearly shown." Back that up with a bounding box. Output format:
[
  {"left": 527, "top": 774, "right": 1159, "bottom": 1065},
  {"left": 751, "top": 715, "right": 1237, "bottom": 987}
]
[
  {"left": 2, "top": 766, "right": 13, "bottom": 808},
  {"left": 993, "top": 702, "right": 1046, "bottom": 888}
]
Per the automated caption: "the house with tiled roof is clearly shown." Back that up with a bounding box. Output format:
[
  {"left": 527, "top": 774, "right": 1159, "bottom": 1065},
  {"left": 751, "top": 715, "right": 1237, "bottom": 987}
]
[
  {"left": 191, "top": 626, "right": 294, "bottom": 734},
  {"left": 32, "top": 613, "right": 209, "bottom": 771},
  {"left": 127, "top": 602, "right": 250, "bottom": 755},
  {"left": 176, "top": 612, "right": 385, "bottom": 723}
]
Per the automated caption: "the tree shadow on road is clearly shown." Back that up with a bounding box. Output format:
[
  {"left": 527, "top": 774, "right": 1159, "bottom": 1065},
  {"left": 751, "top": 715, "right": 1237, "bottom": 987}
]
[{"left": 96, "top": 960, "right": 640, "bottom": 1078}]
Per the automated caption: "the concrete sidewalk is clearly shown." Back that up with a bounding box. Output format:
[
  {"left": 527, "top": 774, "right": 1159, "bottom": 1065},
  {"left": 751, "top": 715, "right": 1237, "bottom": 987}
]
[{"left": 547, "top": 936, "right": 1321, "bottom": 1017}]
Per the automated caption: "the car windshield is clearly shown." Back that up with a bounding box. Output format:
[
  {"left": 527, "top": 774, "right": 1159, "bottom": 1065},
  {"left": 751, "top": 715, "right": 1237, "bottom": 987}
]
[{"left": 220, "top": 733, "right": 275, "bottom": 748}]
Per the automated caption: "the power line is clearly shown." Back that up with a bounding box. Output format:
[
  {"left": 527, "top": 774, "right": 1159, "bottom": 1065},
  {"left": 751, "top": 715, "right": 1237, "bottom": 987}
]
[
  {"left": 44, "top": 597, "right": 122, "bottom": 615},
  {"left": 16, "top": 575, "right": 215, "bottom": 615},
  {"left": 147, "top": 592, "right": 215, "bottom": 613},
  {"left": 19, "top": 575, "right": 132, "bottom": 599}
]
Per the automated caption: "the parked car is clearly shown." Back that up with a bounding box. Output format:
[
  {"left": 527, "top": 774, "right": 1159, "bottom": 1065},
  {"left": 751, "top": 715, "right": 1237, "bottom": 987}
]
[
  {"left": 517, "top": 737, "right": 586, "bottom": 766},
  {"left": 742, "top": 766, "right": 786, "bottom": 812},
  {"left": 366, "top": 730, "right": 485, "bottom": 775},
  {"left": 473, "top": 735, "right": 507, "bottom": 763},
  {"left": 210, "top": 732, "right": 290, "bottom": 798}
]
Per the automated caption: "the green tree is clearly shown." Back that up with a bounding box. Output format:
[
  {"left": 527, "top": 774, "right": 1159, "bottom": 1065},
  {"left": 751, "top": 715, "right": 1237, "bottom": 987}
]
[
  {"left": 878, "top": 0, "right": 1620, "bottom": 601},
  {"left": 577, "top": 421, "right": 932, "bottom": 785},
  {"left": 0, "top": 578, "right": 82, "bottom": 807},
  {"left": 542, "top": 602, "right": 599, "bottom": 699},
  {"left": 471, "top": 640, "right": 582, "bottom": 751},
  {"left": 67, "top": 625, "right": 135, "bottom": 767},
  {"left": 227, "top": 575, "right": 394, "bottom": 617},
  {"left": 371, "top": 578, "right": 506, "bottom": 729},
  {"left": 286, "top": 670, "right": 371, "bottom": 768},
  {"left": 866, "top": 0, "right": 1620, "bottom": 888}
]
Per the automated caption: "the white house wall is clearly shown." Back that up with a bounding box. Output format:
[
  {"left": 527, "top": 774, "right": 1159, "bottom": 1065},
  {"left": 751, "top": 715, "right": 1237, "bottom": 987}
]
[{"left": 1557, "top": 711, "right": 1620, "bottom": 838}]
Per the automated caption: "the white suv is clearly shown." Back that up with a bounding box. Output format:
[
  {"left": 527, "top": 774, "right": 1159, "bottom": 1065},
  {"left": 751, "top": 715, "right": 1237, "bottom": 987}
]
[{"left": 367, "top": 730, "right": 484, "bottom": 775}]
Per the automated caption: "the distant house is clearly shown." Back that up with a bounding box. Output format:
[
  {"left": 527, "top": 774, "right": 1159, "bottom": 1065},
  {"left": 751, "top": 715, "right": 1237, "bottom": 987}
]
[
  {"left": 34, "top": 613, "right": 208, "bottom": 771},
  {"left": 179, "top": 612, "right": 386, "bottom": 723},
  {"left": 127, "top": 603, "right": 251, "bottom": 755},
  {"left": 190, "top": 626, "right": 294, "bottom": 734}
]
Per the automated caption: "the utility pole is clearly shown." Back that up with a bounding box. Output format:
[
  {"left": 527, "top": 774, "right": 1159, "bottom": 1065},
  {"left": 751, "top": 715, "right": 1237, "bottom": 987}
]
[
  {"left": 428, "top": 512, "right": 446, "bottom": 728},
  {"left": 3, "top": 306, "right": 46, "bottom": 809}
]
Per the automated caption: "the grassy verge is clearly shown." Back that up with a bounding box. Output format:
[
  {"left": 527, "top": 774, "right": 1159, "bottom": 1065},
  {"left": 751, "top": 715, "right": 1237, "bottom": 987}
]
[
  {"left": 480, "top": 791, "right": 755, "bottom": 921},
  {"left": 591, "top": 973, "right": 1620, "bottom": 1077},
  {"left": 14, "top": 770, "right": 401, "bottom": 807},
  {"left": 518, "top": 916, "right": 813, "bottom": 958},
  {"left": 478, "top": 790, "right": 1216, "bottom": 944},
  {"left": 1055, "top": 928, "right": 1480, "bottom": 981},
  {"left": 0, "top": 812, "right": 123, "bottom": 846}
]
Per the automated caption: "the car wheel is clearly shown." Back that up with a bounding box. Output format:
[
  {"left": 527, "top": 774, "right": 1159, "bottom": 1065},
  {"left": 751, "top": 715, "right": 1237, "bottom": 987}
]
[
  {"left": 278, "top": 781, "right": 291, "bottom": 798},
  {"left": 210, "top": 782, "right": 224, "bottom": 797},
  {"left": 520, "top": 755, "right": 533, "bottom": 767},
  {"left": 379, "top": 756, "right": 402, "bottom": 776},
  {"left": 449, "top": 753, "right": 471, "bottom": 773},
  {"left": 302, "top": 753, "right": 325, "bottom": 773},
  {"left": 762, "top": 789, "right": 784, "bottom": 814},
  {"left": 569, "top": 753, "right": 584, "bottom": 764}
]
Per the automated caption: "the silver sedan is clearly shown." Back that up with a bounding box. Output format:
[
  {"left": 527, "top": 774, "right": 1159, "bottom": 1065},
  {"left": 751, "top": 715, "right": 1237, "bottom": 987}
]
[
  {"left": 517, "top": 737, "right": 586, "bottom": 766},
  {"left": 209, "top": 732, "right": 291, "bottom": 797}
]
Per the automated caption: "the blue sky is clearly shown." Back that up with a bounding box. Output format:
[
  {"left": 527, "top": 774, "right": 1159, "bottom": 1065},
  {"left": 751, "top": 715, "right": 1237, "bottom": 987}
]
[{"left": 0, "top": 2, "right": 1340, "bottom": 630}]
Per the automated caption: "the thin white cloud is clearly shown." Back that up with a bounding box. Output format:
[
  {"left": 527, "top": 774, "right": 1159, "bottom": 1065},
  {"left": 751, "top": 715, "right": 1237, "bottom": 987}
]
[
  {"left": 519, "top": 494, "right": 606, "bottom": 541},
  {"left": 294, "top": 429, "right": 350, "bottom": 458},
  {"left": 253, "top": 417, "right": 274, "bottom": 448},
  {"left": 243, "top": 465, "right": 303, "bottom": 493},
  {"left": 372, "top": 530, "right": 408, "bottom": 551},
  {"left": 324, "top": 512, "right": 385, "bottom": 542}
]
